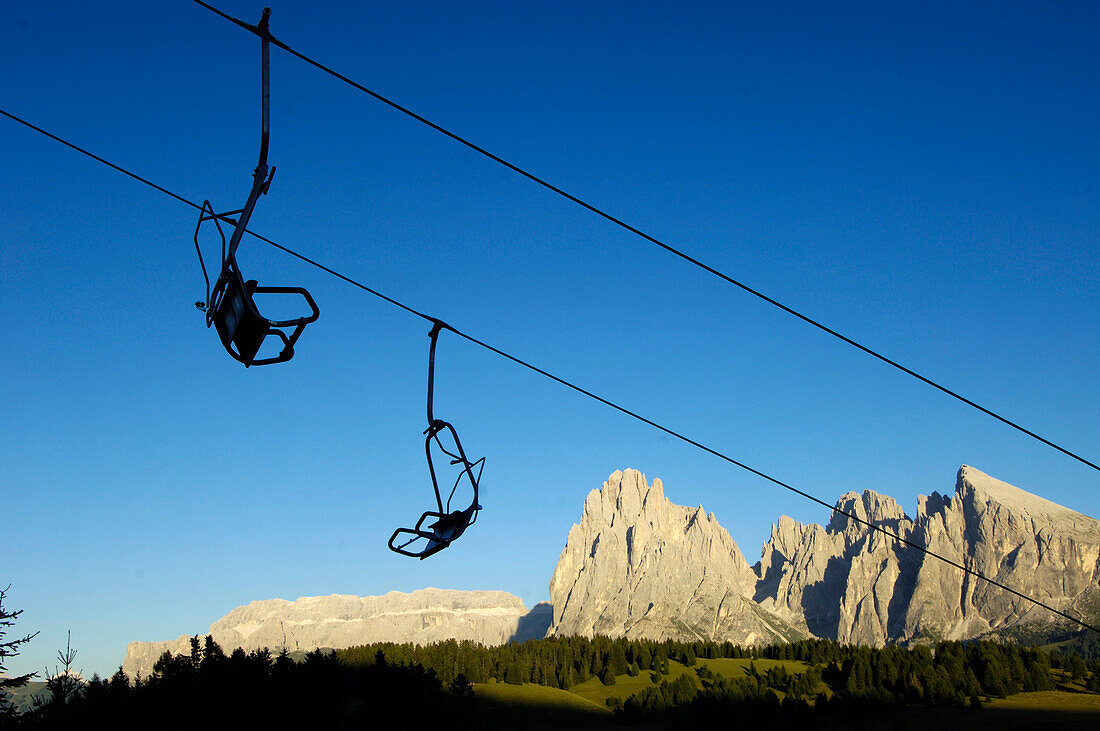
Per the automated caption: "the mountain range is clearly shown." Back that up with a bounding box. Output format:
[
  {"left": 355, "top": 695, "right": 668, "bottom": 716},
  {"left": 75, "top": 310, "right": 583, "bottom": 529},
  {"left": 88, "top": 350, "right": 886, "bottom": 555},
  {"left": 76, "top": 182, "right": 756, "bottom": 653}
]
[
  {"left": 124, "top": 465, "right": 1099, "bottom": 677},
  {"left": 123, "top": 589, "right": 552, "bottom": 679},
  {"left": 551, "top": 466, "right": 1100, "bottom": 646}
]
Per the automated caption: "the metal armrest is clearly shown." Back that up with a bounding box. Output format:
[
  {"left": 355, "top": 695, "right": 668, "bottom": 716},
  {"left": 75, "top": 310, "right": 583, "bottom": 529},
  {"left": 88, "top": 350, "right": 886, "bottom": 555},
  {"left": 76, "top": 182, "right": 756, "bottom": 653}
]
[{"left": 249, "top": 285, "right": 320, "bottom": 327}]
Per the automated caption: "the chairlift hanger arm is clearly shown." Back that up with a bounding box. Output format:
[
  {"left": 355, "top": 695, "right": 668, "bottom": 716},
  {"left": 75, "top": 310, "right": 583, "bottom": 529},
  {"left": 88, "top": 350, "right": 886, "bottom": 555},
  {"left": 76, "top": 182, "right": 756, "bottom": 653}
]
[
  {"left": 425, "top": 318, "right": 452, "bottom": 427},
  {"left": 192, "top": 8, "right": 318, "bottom": 368},
  {"left": 389, "top": 321, "right": 483, "bottom": 559},
  {"left": 225, "top": 6, "right": 274, "bottom": 262}
]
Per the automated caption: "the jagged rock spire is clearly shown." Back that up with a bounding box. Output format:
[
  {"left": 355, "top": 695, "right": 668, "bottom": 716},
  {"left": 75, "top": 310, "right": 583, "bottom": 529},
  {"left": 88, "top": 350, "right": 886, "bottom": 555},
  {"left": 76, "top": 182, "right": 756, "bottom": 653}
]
[
  {"left": 551, "top": 466, "right": 1100, "bottom": 647},
  {"left": 548, "top": 469, "right": 804, "bottom": 644}
]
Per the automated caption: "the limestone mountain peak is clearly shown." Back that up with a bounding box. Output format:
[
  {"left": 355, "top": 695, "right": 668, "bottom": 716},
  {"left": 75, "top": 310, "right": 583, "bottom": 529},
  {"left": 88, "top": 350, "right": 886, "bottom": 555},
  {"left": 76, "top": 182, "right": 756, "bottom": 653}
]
[
  {"left": 581, "top": 468, "right": 664, "bottom": 524},
  {"left": 827, "top": 490, "right": 910, "bottom": 534},
  {"left": 956, "top": 465, "right": 1100, "bottom": 535},
  {"left": 549, "top": 469, "right": 803, "bottom": 644},
  {"left": 554, "top": 465, "right": 1099, "bottom": 647}
]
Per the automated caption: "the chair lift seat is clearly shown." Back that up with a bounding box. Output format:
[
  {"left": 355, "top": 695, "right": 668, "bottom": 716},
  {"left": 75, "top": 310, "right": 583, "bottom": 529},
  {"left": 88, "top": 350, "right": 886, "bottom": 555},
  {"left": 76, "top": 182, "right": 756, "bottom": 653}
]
[
  {"left": 429, "top": 507, "right": 475, "bottom": 544},
  {"left": 193, "top": 9, "right": 319, "bottom": 368},
  {"left": 210, "top": 269, "right": 318, "bottom": 367},
  {"left": 388, "top": 322, "right": 484, "bottom": 560},
  {"left": 390, "top": 503, "right": 479, "bottom": 560},
  {"left": 213, "top": 276, "right": 266, "bottom": 364}
]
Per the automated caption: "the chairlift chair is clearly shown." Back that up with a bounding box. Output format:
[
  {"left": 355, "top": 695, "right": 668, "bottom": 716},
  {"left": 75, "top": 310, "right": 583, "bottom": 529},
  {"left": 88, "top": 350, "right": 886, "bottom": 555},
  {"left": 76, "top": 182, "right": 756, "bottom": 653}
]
[
  {"left": 389, "top": 321, "right": 484, "bottom": 559},
  {"left": 193, "top": 8, "right": 318, "bottom": 367}
]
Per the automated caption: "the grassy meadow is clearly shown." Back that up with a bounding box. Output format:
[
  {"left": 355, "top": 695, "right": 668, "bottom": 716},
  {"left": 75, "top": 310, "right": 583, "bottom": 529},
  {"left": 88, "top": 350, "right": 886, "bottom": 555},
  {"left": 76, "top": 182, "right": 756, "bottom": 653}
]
[
  {"left": 474, "top": 653, "right": 1099, "bottom": 730},
  {"left": 566, "top": 657, "right": 811, "bottom": 706}
]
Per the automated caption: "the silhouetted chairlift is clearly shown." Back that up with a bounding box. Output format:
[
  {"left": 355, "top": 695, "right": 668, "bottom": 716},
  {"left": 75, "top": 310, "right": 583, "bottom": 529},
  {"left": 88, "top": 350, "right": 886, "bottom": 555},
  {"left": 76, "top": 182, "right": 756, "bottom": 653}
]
[
  {"left": 193, "top": 8, "right": 318, "bottom": 367},
  {"left": 390, "top": 321, "right": 484, "bottom": 559}
]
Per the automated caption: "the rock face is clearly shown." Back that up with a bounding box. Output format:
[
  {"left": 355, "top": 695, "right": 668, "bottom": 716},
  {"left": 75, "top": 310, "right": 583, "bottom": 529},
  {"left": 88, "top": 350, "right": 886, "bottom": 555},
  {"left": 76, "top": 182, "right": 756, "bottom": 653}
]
[
  {"left": 548, "top": 469, "right": 804, "bottom": 644},
  {"left": 549, "top": 466, "right": 1100, "bottom": 647},
  {"left": 755, "top": 465, "right": 1100, "bottom": 644},
  {"left": 755, "top": 490, "right": 918, "bottom": 645},
  {"left": 123, "top": 588, "right": 551, "bottom": 679},
  {"left": 900, "top": 466, "right": 1100, "bottom": 642}
]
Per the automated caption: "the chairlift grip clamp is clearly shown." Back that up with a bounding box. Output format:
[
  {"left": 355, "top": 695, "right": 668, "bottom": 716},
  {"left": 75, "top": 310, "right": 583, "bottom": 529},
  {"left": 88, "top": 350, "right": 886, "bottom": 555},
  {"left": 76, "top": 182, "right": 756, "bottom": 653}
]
[{"left": 428, "top": 318, "right": 451, "bottom": 338}]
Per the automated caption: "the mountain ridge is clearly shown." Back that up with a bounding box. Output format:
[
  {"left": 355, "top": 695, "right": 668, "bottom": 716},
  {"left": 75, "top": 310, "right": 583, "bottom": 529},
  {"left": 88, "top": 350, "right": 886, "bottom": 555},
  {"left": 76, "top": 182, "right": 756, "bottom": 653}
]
[
  {"left": 550, "top": 466, "right": 1100, "bottom": 647},
  {"left": 123, "top": 588, "right": 552, "bottom": 679},
  {"left": 123, "top": 465, "right": 1098, "bottom": 675}
]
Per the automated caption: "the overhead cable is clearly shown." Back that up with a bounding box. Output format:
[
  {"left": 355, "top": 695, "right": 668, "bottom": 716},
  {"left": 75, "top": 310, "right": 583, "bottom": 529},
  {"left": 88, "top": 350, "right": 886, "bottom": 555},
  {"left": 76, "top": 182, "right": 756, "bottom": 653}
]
[
  {"left": 187, "top": 0, "right": 1099, "bottom": 474},
  {"left": 3, "top": 105, "right": 1096, "bottom": 636}
]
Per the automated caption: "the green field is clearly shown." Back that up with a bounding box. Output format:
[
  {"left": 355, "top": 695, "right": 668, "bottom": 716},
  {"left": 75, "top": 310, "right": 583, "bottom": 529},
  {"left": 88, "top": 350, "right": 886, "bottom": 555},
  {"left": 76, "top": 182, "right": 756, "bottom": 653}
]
[
  {"left": 475, "top": 683, "right": 1100, "bottom": 731},
  {"left": 488, "top": 656, "right": 811, "bottom": 709},
  {"left": 475, "top": 678, "right": 611, "bottom": 713},
  {"left": 569, "top": 670, "right": 661, "bottom": 706},
  {"left": 986, "top": 690, "right": 1100, "bottom": 713},
  {"left": 474, "top": 679, "right": 612, "bottom": 729},
  {"left": 476, "top": 659, "right": 1100, "bottom": 730},
  {"left": 696, "top": 656, "right": 808, "bottom": 678}
]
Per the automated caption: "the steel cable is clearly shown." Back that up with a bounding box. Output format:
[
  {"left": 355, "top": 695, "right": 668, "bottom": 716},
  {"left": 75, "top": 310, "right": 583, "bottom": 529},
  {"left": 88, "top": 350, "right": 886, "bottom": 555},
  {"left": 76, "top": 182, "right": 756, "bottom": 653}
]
[
  {"left": 185, "top": 0, "right": 1100, "bottom": 473},
  {"left": 2, "top": 105, "right": 1095, "bottom": 635}
]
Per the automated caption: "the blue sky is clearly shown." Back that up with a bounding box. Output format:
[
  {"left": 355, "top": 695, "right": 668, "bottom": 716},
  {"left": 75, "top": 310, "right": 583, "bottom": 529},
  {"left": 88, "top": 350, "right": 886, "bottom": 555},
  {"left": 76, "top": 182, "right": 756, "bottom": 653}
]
[{"left": 2, "top": 0, "right": 1097, "bottom": 678}]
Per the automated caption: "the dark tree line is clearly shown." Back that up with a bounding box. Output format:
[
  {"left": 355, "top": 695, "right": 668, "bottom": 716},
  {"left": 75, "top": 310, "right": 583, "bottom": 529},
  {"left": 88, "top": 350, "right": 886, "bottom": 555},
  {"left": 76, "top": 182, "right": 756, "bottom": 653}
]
[
  {"left": 337, "top": 633, "right": 1100, "bottom": 723},
  {"left": 12, "top": 637, "right": 470, "bottom": 730},
  {"left": 7, "top": 632, "right": 1099, "bottom": 727},
  {"left": 338, "top": 634, "right": 736, "bottom": 689},
  {"left": 602, "top": 639, "right": 1083, "bottom": 724},
  {"left": 338, "top": 634, "right": 1084, "bottom": 704}
]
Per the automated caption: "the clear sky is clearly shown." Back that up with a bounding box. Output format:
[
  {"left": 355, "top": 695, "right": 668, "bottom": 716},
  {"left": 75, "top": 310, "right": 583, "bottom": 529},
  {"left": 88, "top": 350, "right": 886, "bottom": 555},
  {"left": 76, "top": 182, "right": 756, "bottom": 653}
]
[{"left": 2, "top": 0, "right": 1097, "bottom": 679}]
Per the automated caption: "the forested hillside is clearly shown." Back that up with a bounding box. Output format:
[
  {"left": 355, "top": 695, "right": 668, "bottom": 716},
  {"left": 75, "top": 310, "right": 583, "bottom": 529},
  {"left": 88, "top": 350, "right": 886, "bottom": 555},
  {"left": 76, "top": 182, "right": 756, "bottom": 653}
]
[{"left": 10, "top": 635, "right": 1099, "bottom": 729}]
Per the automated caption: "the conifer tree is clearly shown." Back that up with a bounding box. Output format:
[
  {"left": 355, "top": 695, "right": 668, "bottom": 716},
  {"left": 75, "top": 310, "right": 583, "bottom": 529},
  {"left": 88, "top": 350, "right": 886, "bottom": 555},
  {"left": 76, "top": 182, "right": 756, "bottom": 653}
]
[
  {"left": 610, "top": 642, "right": 627, "bottom": 676},
  {"left": 448, "top": 673, "right": 474, "bottom": 699},
  {"left": 1087, "top": 661, "right": 1100, "bottom": 692},
  {"left": 0, "top": 586, "right": 38, "bottom": 718},
  {"left": 1064, "top": 653, "right": 1087, "bottom": 681}
]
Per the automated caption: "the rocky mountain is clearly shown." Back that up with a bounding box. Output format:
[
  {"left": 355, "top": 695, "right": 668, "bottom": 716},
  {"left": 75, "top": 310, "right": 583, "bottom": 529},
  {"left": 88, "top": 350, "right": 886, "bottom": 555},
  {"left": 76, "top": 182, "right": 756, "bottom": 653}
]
[
  {"left": 549, "top": 466, "right": 1100, "bottom": 647},
  {"left": 899, "top": 466, "right": 1100, "bottom": 642},
  {"left": 754, "top": 489, "right": 918, "bottom": 645},
  {"left": 3, "top": 681, "right": 49, "bottom": 715},
  {"left": 123, "top": 589, "right": 552, "bottom": 679},
  {"left": 548, "top": 469, "right": 805, "bottom": 645},
  {"left": 124, "top": 466, "right": 1098, "bottom": 673}
]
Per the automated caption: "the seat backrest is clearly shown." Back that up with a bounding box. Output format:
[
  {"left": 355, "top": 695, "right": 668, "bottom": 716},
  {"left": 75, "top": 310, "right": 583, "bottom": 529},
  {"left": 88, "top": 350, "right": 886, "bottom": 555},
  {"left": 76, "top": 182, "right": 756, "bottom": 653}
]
[
  {"left": 431, "top": 510, "right": 470, "bottom": 544},
  {"left": 213, "top": 276, "right": 267, "bottom": 364}
]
